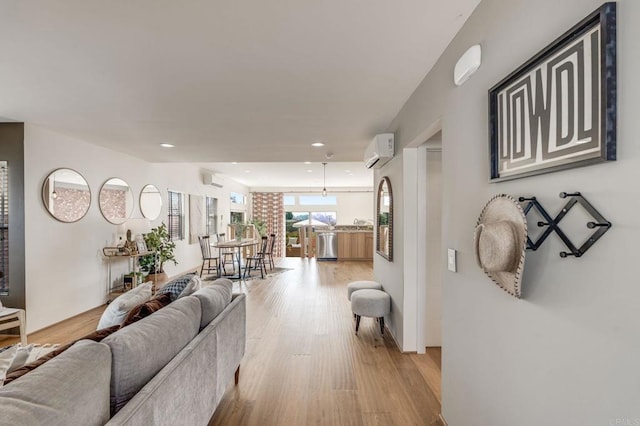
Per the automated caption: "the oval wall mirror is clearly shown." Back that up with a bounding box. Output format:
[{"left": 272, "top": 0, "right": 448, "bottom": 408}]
[
  {"left": 140, "top": 184, "right": 162, "bottom": 220},
  {"left": 99, "top": 177, "right": 134, "bottom": 225},
  {"left": 376, "top": 176, "right": 393, "bottom": 261},
  {"left": 42, "top": 168, "right": 91, "bottom": 223}
]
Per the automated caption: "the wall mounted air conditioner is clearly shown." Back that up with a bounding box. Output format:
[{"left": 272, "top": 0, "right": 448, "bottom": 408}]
[
  {"left": 203, "top": 173, "right": 224, "bottom": 188},
  {"left": 364, "top": 133, "right": 394, "bottom": 169}
]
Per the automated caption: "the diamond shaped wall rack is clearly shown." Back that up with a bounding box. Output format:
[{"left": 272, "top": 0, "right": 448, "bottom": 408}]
[{"left": 518, "top": 192, "right": 612, "bottom": 258}]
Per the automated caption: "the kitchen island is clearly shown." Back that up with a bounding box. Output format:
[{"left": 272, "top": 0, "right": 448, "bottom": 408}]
[{"left": 316, "top": 229, "right": 373, "bottom": 260}]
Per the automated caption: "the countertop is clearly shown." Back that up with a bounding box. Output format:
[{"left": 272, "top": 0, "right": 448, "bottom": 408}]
[{"left": 315, "top": 229, "right": 373, "bottom": 233}]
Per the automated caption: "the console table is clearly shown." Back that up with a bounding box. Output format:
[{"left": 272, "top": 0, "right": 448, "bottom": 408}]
[{"left": 103, "top": 248, "right": 156, "bottom": 294}]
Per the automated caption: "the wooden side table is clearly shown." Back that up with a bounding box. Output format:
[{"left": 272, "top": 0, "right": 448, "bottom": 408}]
[{"left": 103, "top": 249, "right": 156, "bottom": 296}]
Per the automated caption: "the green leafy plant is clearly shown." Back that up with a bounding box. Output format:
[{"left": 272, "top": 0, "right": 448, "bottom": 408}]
[
  {"left": 248, "top": 218, "right": 267, "bottom": 237},
  {"left": 139, "top": 222, "right": 176, "bottom": 273}
]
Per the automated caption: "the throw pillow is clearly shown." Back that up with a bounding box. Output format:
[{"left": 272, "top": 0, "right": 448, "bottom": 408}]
[
  {"left": 97, "top": 282, "right": 153, "bottom": 329},
  {"left": 121, "top": 293, "right": 172, "bottom": 327},
  {"left": 192, "top": 278, "right": 233, "bottom": 329},
  {"left": 156, "top": 273, "right": 198, "bottom": 302},
  {"left": 178, "top": 275, "right": 202, "bottom": 298}
]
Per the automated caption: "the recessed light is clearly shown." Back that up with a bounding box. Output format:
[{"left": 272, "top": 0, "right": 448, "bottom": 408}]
[
  {"left": 231, "top": 162, "right": 238, "bottom": 165},
  {"left": 311, "top": 142, "right": 325, "bottom": 147},
  {"left": 304, "top": 161, "right": 311, "bottom": 165},
  {"left": 244, "top": 170, "right": 251, "bottom": 173},
  {"left": 160, "top": 143, "right": 174, "bottom": 148},
  {"left": 307, "top": 170, "right": 313, "bottom": 173}
]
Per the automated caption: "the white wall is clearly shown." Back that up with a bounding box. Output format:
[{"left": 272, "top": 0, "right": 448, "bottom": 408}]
[
  {"left": 385, "top": 0, "right": 640, "bottom": 424},
  {"left": 24, "top": 124, "right": 247, "bottom": 332},
  {"left": 333, "top": 192, "right": 374, "bottom": 225},
  {"left": 372, "top": 154, "right": 404, "bottom": 346},
  {"left": 402, "top": 148, "right": 419, "bottom": 352}
]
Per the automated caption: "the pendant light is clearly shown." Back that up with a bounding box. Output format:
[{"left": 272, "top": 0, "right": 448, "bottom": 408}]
[
  {"left": 52, "top": 174, "right": 58, "bottom": 199},
  {"left": 322, "top": 162, "right": 328, "bottom": 197}
]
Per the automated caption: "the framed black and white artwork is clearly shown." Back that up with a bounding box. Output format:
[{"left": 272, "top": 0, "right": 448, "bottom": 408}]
[{"left": 488, "top": 2, "right": 616, "bottom": 182}]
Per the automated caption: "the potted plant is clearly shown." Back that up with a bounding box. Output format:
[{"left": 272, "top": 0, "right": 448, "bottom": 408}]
[
  {"left": 248, "top": 218, "right": 267, "bottom": 237},
  {"left": 139, "top": 222, "right": 177, "bottom": 274}
]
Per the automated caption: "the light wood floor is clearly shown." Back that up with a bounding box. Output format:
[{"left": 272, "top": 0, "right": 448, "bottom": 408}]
[
  {"left": 1, "top": 258, "right": 442, "bottom": 425},
  {"left": 210, "top": 258, "right": 443, "bottom": 426}
]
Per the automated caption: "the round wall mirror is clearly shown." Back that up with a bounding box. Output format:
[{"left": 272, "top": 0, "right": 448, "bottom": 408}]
[
  {"left": 42, "top": 168, "right": 91, "bottom": 223},
  {"left": 140, "top": 184, "right": 162, "bottom": 220},
  {"left": 376, "top": 176, "right": 393, "bottom": 261},
  {"left": 99, "top": 177, "right": 134, "bottom": 225}
]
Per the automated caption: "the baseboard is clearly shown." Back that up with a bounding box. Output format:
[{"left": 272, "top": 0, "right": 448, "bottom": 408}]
[
  {"left": 439, "top": 413, "right": 448, "bottom": 426},
  {"left": 384, "top": 324, "right": 404, "bottom": 352},
  {"left": 383, "top": 323, "right": 423, "bottom": 354},
  {"left": 27, "top": 304, "right": 106, "bottom": 336}
]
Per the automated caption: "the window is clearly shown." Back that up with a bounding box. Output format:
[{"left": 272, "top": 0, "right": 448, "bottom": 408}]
[
  {"left": 299, "top": 195, "right": 337, "bottom": 205},
  {"left": 168, "top": 191, "right": 185, "bottom": 241},
  {"left": 0, "top": 161, "right": 7, "bottom": 295},
  {"left": 230, "top": 211, "right": 245, "bottom": 224},
  {"left": 312, "top": 212, "right": 337, "bottom": 226},
  {"left": 285, "top": 211, "right": 336, "bottom": 234},
  {"left": 206, "top": 196, "right": 217, "bottom": 235},
  {"left": 230, "top": 192, "right": 246, "bottom": 205},
  {"left": 283, "top": 195, "right": 295, "bottom": 206},
  {"left": 286, "top": 212, "right": 308, "bottom": 234}
]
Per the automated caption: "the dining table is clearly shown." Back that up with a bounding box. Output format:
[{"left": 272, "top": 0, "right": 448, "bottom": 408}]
[{"left": 212, "top": 238, "right": 259, "bottom": 280}]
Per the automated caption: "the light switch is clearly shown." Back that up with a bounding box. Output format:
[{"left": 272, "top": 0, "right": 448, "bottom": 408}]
[{"left": 447, "top": 248, "right": 457, "bottom": 272}]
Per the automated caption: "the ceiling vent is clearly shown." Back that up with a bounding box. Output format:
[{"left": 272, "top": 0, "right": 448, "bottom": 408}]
[
  {"left": 203, "top": 173, "right": 224, "bottom": 188},
  {"left": 364, "top": 133, "right": 394, "bottom": 169}
]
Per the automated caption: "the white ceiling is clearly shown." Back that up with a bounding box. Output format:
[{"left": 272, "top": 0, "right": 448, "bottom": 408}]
[
  {"left": 202, "top": 161, "right": 372, "bottom": 189},
  {"left": 0, "top": 1, "right": 480, "bottom": 187}
]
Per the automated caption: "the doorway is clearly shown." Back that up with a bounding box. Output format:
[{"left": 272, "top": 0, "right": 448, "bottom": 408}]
[
  {"left": 417, "top": 130, "right": 443, "bottom": 402},
  {"left": 424, "top": 133, "right": 442, "bottom": 349},
  {"left": 284, "top": 210, "right": 337, "bottom": 257}
]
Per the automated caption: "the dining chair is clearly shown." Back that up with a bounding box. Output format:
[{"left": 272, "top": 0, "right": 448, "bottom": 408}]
[
  {"left": 261, "top": 233, "right": 277, "bottom": 270},
  {"left": 0, "top": 300, "right": 27, "bottom": 346},
  {"left": 217, "top": 233, "right": 235, "bottom": 274},
  {"left": 198, "top": 235, "right": 221, "bottom": 278},
  {"left": 243, "top": 236, "right": 268, "bottom": 279}
]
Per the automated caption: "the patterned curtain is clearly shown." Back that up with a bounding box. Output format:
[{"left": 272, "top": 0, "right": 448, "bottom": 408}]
[{"left": 251, "top": 192, "right": 284, "bottom": 258}]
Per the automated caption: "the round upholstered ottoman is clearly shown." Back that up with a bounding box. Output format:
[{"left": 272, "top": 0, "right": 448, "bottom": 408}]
[
  {"left": 346, "top": 280, "right": 382, "bottom": 300},
  {"left": 350, "top": 289, "right": 391, "bottom": 335}
]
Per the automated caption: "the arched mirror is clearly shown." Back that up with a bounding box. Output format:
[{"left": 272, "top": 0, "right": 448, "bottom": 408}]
[
  {"left": 99, "top": 178, "right": 134, "bottom": 225},
  {"left": 42, "top": 168, "right": 91, "bottom": 223},
  {"left": 376, "top": 176, "right": 393, "bottom": 261},
  {"left": 140, "top": 184, "right": 162, "bottom": 220}
]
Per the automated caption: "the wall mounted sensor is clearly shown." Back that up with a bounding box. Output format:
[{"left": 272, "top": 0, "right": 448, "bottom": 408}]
[{"left": 454, "top": 45, "right": 481, "bottom": 86}]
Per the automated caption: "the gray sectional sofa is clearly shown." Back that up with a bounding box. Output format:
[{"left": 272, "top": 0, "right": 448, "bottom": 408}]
[{"left": 0, "top": 287, "right": 246, "bottom": 426}]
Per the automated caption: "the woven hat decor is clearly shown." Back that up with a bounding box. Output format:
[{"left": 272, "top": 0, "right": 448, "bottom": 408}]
[{"left": 474, "top": 194, "right": 527, "bottom": 298}]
